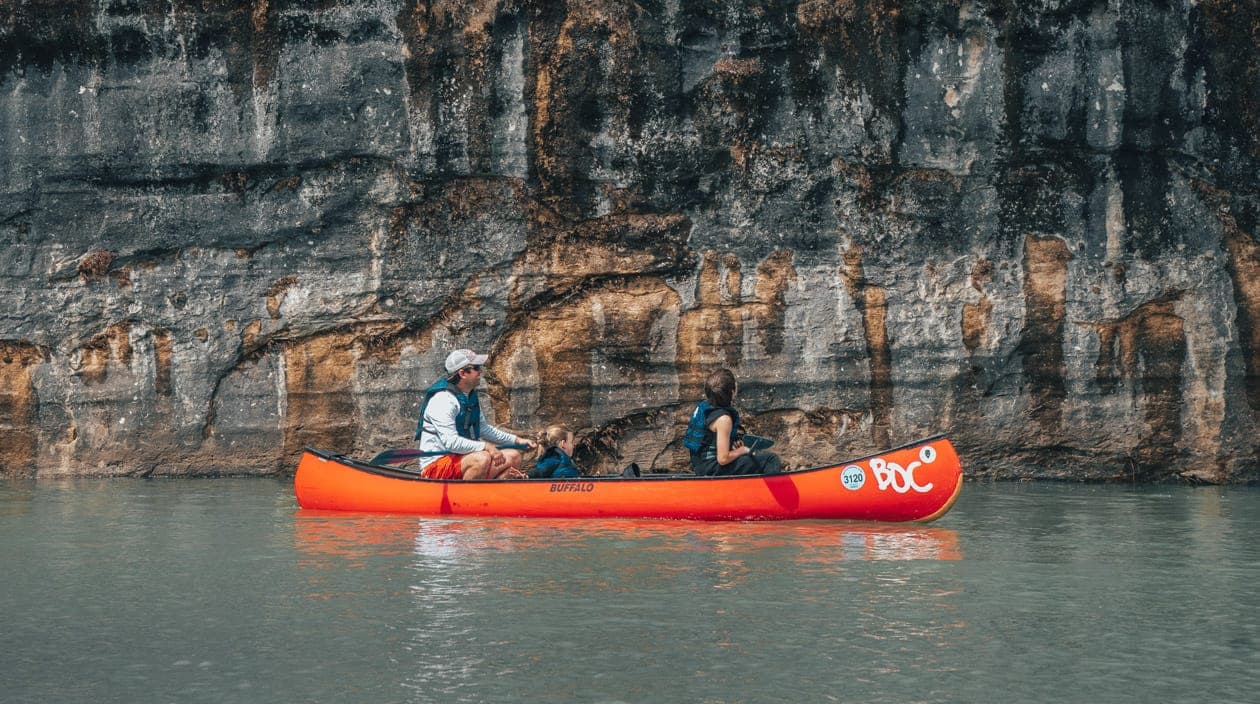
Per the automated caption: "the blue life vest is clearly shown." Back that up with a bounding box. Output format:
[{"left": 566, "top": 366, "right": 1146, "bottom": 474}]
[
  {"left": 682, "top": 401, "right": 739, "bottom": 459},
  {"left": 529, "top": 447, "right": 581, "bottom": 479},
  {"left": 414, "top": 379, "right": 482, "bottom": 441}
]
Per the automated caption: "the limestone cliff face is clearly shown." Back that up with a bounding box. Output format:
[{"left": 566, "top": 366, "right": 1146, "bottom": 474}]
[{"left": 2, "top": 1, "right": 1258, "bottom": 480}]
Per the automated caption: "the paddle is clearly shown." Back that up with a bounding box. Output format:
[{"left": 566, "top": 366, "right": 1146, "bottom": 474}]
[
  {"left": 370, "top": 443, "right": 533, "bottom": 466},
  {"left": 741, "top": 434, "right": 775, "bottom": 452},
  {"left": 610, "top": 435, "right": 777, "bottom": 477}
]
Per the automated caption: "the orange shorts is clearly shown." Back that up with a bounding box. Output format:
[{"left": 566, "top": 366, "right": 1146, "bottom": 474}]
[{"left": 421, "top": 454, "right": 464, "bottom": 479}]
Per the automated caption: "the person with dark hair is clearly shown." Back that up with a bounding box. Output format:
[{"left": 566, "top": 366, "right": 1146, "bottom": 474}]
[
  {"left": 414, "top": 348, "right": 536, "bottom": 480},
  {"left": 682, "top": 368, "right": 782, "bottom": 476}
]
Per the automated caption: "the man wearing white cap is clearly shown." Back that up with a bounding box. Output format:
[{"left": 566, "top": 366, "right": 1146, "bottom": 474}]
[{"left": 414, "top": 349, "right": 535, "bottom": 479}]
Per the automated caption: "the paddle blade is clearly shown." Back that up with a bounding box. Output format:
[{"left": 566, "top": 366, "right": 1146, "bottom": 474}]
[
  {"left": 370, "top": 448, "right": 422, "bottom": 465},
  {"left": 742, "top": 434, "right": 775, "bottom": 451}
]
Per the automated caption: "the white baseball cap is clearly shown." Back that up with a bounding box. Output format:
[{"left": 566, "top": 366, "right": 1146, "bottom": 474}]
[{"left": 445, "top": 349, "right": 488, "bottom": 373}]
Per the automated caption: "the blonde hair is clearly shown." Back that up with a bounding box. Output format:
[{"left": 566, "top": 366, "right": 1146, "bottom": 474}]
[{"left": 536, "top": 425, "right": 574, "bottom": 450}]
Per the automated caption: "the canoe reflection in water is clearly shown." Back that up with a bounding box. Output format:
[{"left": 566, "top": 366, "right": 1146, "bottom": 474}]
[{"left": 294, "top": 513, "right": 961, "bottom": 570}]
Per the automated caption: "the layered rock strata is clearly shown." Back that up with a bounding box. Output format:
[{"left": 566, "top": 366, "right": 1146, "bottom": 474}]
[{"left": 1, "top": 1, "right": 1258, "bottom": 481}]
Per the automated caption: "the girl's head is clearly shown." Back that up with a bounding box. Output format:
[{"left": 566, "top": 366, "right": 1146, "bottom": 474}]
[
  {"left": 704, "top": 368, "right": 737, "bottom": 407},
  {"left": 537, "top": 425, "right": 575, "bottom": 455}
]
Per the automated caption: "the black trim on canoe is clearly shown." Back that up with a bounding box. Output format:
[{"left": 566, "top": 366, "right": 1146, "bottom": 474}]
[{"left": 302, "top": 433, "right": 949, "bottom": 484}]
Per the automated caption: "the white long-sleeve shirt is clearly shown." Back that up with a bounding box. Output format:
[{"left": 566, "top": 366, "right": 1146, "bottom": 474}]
[{"left": 416, "top": 391, "right": 519, "bottom": 469}]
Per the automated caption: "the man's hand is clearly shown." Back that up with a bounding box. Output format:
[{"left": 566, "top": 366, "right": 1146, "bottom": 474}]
[{"left": 487, "top": 447, "right": 506, "bottom": 468}]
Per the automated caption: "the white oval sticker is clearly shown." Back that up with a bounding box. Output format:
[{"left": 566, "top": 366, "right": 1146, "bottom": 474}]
[{"left": 841, "top": 465, "right": 866, "bottom": 491}]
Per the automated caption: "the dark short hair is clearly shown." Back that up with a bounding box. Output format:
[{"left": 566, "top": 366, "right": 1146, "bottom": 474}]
[{"left": 704, "top": 368, "right": 737, "bottom": 407}]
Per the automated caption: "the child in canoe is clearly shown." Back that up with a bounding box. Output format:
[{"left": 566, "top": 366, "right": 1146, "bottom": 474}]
[
  {"left": 528, "top": 425, "right": 582, "bottom": 479},
  {"left": 683, "top": 368, "right": 782, "bottom": 476}
]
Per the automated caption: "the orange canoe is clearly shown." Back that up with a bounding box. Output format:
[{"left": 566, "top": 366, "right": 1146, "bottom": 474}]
[{"left": 294, "top": 435, "right": 963, "bottom": 522}]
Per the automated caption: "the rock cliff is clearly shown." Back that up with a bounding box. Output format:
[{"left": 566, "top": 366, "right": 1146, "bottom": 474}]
[{"left": 2, "top": 0, "right": 1258, "bottom": 480}]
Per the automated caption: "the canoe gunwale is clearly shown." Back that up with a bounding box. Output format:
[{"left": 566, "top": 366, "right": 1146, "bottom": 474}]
[{"left": 303, "top": 433, "right": 951, "bottom": 484}]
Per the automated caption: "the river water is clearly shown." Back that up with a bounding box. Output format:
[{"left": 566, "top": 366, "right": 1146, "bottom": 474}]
[{"left": 1, "top": 478, "right": 1257, "bottom": 704}]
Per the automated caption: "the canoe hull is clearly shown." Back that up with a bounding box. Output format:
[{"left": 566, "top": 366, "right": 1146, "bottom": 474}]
[{"left": 294, "top": 435, "right": 963, "bottom": 522}]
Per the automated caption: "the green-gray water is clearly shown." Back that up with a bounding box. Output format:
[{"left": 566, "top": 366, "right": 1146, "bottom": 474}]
[{"left": 2, "top": 479, "right": 1257, "bottom": 704}]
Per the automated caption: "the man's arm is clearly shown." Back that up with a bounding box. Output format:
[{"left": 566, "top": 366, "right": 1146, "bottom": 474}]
[{"left": 478, "top": 419, "right": 520, "bottom": 447}]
